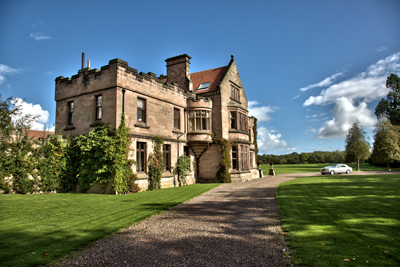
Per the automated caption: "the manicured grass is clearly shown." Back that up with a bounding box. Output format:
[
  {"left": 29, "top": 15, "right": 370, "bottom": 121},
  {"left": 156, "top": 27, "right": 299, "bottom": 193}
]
[
  {"left": 0, "top": 184, "right": 220, "bottom": 267},
  {"left": 277, "top": 174, "right": 400, "bottom": 266},
  {"left": 260, "top": 163, "right": 389, "bottom": 175}
]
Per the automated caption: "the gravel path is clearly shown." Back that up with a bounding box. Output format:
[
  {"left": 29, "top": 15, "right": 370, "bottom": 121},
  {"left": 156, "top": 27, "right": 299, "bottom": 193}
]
[{"left": 51, "top": 171, "right": 396, "bottom": 267}]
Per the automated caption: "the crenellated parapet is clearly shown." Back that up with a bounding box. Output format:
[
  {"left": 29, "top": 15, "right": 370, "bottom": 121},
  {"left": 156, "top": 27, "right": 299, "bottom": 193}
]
[{"left": 55, "top": 58, "right": 196, "bottom": 102}]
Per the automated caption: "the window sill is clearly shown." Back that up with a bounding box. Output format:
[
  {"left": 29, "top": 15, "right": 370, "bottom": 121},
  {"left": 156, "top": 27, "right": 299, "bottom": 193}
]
[
  {"left": 90, "top": 121, "right": 104, "bottom": 127},
  {"left": 229, "top": 129, "right": 249, "bottom": 135},
  {"left": 187, "top": 131, "right": 212, "bottom": 135},
  {"left": 134, "top": 122, "right": 150, "bottom": 129},
  {"left": 172, "top": 129, "right": 183, "bottom": 134},
  {"left": 64, "top": 125, "right": 75, "bottom": 131},
  {"left": 230, "top": 97, "right": 241, "bottom": 104}
]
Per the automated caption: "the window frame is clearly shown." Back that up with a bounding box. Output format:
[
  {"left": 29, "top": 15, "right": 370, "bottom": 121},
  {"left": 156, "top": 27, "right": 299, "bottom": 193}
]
[
  {"left": 230, "top": 84, "right": 240, "bottom": 102},
  {"left": 188, "top": 110, "right": 211, "bottom": 131},
  {"left": 174, "top": 108, "right": 180, "bottom": 130},
  {"left": 68, "top": 101, "right": 74, "bottom": 125},
  {"left": 136, "top": 142, "right": 147, "bottom": 173},
  {"left": 95, "top": 95, "right": 102, "bottom": 121},
  {"left": 230, "top": 111, "right": 237, "bottom": 130},
  {"left": 163, "top": 144, "right": 171, "bottom": 171},
  {"left": 137, "top": 98, "right": 146, "bottom": 123},
  {"left": 232, "top": 146, "right": 237, "bottom": 170}
]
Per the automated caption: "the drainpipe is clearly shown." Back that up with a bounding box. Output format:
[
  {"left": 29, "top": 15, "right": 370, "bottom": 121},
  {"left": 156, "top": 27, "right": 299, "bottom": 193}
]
[
  {"left": 176, "top": 108, "right": 187, "bottom": 187},
  {"left": 122, "top": 88, "right": 126, "bottom": 114}
]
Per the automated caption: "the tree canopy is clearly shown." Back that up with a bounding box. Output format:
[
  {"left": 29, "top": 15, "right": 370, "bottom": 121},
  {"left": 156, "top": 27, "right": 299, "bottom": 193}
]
[
  {"left": 344, "top": 120, "right": 370, "bottom": 171},
  {"left": 370, "top": 116, "right": 400, "bottom": 170},
  {"left": 375, "top": 74, "right": 400, "bottom": 126}
]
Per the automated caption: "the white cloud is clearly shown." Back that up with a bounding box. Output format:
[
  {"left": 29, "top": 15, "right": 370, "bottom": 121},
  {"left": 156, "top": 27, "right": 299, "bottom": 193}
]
[
  {"left": 300, "top": 72, "right": 344, "bottom": 92},
  {"left": 292, "top": 94, "right": 300, "bottom": 99},
  {"left": 13, "top": 98, "right": 52, "bottom": 130},
  {"left": 315, "top": 97, "right": 376, "bottom": 139},
  {"left": 44, "top": 71, "right": 54, "bottom": 76},
  {"left": 30, "top": 33, "right": 51, "bottom": 41},
  {"left": 303, "top": 52, "right": 400, "bottom": 107},
  {"left": 0, "top": 64, "right": 21, "bottom": 84},
  {"left": 377, "top": 47, "right": 387, "bottom": 52},
  {"left": 305, "top": 113, "right": 326, "bottom": 119},
  {"left": 248, "top": 101, "right": 277, "bottom": 122},
  {"left": 30, "top": 21, "right": 51, "bottom": 41},
  {"left": 257, "top": 126, "right": 296, "bottom": 154}
]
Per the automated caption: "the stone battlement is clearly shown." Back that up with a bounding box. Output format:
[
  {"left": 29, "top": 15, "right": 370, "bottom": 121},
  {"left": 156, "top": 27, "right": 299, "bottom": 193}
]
[{"left": 55, "top": 58, "right": 195, "bottom": 102}]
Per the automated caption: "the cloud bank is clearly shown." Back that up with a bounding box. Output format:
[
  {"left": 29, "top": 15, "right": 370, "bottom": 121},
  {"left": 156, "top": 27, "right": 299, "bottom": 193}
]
[
  {"left": 303, "top": 52, "right": 400, "bottom": 139},
  {"left": 300, "top": 72, "right": 344, "bottom": 92},
  {"left": 257, "top": 126, "right": 297, "bottom": 154},
  {"left": 248, "top": 101, "right": 277, "bottom": 122},
  {"left": 14, "top": 98, "right": 52, "bottom": 131}
]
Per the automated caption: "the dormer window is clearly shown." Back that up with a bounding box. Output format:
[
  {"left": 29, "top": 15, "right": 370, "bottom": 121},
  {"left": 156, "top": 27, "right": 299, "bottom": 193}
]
[{"left": 197, "top": 82, "right": 211, "bottom": 91}]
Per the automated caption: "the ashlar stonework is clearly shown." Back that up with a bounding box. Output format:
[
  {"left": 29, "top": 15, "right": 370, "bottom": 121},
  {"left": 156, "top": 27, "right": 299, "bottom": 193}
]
[{"left": 55, "top": 54, "right": 259, "bottom": 191}]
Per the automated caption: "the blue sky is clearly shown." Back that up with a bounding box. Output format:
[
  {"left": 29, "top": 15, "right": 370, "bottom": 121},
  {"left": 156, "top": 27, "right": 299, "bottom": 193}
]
[{"left": 1, "top": 0, "right": 400, "bottom": 155}]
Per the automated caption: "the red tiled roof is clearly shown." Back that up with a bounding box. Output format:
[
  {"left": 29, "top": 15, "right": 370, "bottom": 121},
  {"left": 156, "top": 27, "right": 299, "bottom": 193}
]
[
  {"left": 191, "top": 66, "right": 228, "bottom": 94},
  {"left": 24, "top": 130, "right": 55, "bottom": 140}
]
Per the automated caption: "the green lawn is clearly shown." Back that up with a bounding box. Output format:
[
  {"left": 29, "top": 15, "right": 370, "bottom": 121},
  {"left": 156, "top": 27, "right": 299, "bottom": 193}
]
[
  {"left": 260, "top": 162, "right": 389, "bottom": 175},
  {"left": 0, "top": 184, "right": 220, "bottom": 267},
  {"left": 277, "top": 174, "right": 400, "bottom": 266}
]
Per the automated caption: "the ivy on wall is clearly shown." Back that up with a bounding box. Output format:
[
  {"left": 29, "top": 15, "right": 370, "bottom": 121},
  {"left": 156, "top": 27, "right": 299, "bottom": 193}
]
[
  {"left": 173, "top": 155, "right": 193, "bottom": 186},
  {"left": 147, "top": 135, "right": 164, "bottom": 190},
  {"left": 62, "top": 114, "right": 137, "bottom": 194},
  {"left": 212, "top": 134, "right": 232, "bottom": 183}
]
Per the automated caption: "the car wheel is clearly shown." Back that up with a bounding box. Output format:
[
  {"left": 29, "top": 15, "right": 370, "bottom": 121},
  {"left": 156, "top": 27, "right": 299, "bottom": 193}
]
[
  {"left": 346, "top": 169, "right": 350, "bottom": 174},
  {"left": 330, "top": 170, "right": 334, "bottom": 175}
]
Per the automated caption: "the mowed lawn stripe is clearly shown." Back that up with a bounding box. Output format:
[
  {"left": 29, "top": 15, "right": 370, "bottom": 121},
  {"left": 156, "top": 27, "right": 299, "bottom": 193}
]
[
  {"left": 277, "top": 174, "right": 400, "bottom": 266},
  {"left": 0, "top": 183, "right": 220, "bottom": 267}
]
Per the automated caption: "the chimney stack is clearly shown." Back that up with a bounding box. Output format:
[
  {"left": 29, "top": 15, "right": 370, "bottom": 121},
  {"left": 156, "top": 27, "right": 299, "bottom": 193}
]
[
  {"left": 82, "top": 52, "right": 85, "bottom": 69},
  {"left": 165, "top": 54, "right": 193, "bottom": 91}
]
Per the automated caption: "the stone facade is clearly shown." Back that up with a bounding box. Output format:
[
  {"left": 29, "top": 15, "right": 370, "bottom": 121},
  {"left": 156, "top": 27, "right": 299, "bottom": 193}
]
[{"left": 55, "top": 54, "right": 259, "bottom": 191}]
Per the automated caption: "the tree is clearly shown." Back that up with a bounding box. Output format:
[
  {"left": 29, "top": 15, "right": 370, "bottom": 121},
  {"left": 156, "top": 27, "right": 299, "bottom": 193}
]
[
  {"left": 370, "top": 116, "right": 400, "bottom": 170},
  {"left": 0, "top": 95, "right": 38, "bottom": 142},
  {"left": 375, "top": 74, "right": 400, "bottom": 126},
  {"left": 345, "top": 120, "right": 370, "bottom": 171}
]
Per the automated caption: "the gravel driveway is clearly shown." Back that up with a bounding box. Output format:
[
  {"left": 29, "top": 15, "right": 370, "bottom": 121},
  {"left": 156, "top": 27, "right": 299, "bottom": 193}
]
[{"left": 51, "top": 171, "right": 395, "bottom": 267}]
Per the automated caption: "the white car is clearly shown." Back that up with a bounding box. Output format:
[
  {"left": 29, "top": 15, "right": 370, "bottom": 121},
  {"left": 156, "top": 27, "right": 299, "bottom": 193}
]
[{"left": 321, "top": 164, "right": 352, "bottom": 175}]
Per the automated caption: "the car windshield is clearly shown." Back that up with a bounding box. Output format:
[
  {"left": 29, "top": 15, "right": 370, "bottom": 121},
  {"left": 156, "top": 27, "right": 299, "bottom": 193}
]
[{"left": 329, "top": 164, "right": 339, "bottom": 167}]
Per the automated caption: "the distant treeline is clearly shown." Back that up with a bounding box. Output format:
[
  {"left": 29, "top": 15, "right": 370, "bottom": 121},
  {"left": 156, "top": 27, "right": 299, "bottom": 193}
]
[{"left": 258, "top": 151, "right": 346, "bottom": 165}]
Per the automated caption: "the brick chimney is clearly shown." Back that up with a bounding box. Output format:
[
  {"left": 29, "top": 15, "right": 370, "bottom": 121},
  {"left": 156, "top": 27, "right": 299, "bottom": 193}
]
[{"left": 165, "top": 54, "right": 193, "bottom": 91}]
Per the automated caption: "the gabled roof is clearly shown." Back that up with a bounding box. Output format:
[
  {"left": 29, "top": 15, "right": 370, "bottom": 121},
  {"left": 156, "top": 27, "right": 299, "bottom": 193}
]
[{"left": 191, "top": 66, "right": 228, "bottom": 94}]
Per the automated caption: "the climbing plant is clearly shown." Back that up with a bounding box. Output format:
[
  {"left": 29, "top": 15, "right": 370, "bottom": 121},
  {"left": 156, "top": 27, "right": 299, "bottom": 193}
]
[
  {"left": 147, "top": 135, "right": 164, "bottom": 190},
  {"left": 173, "top": 155, "right": 193, "bottom": 186},
  {"left": 213, "top": 134, "right": 232, "bottom": 183},
  {"left": 61, "top": 114, "right": 136, "bottom": 194}
]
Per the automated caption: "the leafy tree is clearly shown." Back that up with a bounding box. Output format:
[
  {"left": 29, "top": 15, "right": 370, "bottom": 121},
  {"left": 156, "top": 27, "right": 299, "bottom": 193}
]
[
  {"left": 375, "top": 74, "right": 400, "bottom": 126},
  {"left": 0, "top": 95, "right": 38, "bottom": 142},
  {"left": 345, "top": 120, "right": 370, "bottom": 171},
  {"left": 371, "top": 116, "right": 400, "bottom": 170}
]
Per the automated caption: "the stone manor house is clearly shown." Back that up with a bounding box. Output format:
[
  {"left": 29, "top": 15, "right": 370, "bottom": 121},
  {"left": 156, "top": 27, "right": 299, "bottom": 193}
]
[{"left": 55, "top": 54, "right": 259, "bottom": 190}]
